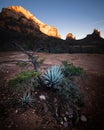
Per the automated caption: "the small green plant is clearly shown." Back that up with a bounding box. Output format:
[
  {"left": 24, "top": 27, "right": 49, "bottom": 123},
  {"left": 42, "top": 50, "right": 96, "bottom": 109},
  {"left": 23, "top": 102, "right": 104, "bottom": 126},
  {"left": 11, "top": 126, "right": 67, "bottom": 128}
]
[
  {"left": 42, "top": 65, "right": 63, "bottom": 88},
  {"left": 62, "top": 61, "right": 85, "bottom": 78},
  {"left": 20, "top": 92, "right": 35, "bottom": 107},
  {"left": 8, "top": 70, "right": 39, "bottom": 91}
]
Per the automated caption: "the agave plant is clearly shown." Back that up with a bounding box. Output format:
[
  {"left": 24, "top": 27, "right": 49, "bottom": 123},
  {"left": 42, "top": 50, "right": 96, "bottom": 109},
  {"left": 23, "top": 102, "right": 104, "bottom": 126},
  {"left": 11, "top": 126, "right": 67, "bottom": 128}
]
[
  {"left": 42, "top": 65, "right": 63, "bottom": 88},
  {"left": 20, "top": 92, "right": 35, "bottom": 107}
]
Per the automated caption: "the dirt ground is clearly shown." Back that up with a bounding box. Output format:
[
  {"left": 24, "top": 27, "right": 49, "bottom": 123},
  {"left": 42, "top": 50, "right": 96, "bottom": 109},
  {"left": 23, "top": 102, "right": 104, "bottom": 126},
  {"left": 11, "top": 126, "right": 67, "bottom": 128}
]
[{"left": 0, "top": 52, "right": 104, "bottom": 130}]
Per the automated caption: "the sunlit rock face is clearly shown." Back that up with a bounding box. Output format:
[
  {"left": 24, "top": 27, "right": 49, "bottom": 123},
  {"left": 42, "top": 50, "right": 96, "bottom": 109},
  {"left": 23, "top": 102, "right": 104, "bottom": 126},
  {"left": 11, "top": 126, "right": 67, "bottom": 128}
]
[
  {"left": 0, "top": 6, "right": 61, "bottom": 38},
  {"left": 66, "top": 33, "right": 76, "bottom": 40}
]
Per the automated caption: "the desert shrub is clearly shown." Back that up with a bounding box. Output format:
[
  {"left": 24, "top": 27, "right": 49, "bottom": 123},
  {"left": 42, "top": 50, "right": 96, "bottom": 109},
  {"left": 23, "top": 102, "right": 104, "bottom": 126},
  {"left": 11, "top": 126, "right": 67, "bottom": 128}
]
[
  {"left": 42, "top": 65, "right": 63, "bottom": 88},
  {"left": 62, "top": 61, "right": 85, "bottom": 78},
  {"left": 58, "top": 79, "right": 84, "bottom": 107},
  {"left": 8, "top": 70, "right": 39, "bottom": 91}
]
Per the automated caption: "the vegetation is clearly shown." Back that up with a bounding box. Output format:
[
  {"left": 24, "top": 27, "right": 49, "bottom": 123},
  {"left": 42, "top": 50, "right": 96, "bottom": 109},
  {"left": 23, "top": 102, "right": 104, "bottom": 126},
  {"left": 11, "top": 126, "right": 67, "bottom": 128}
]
[
  {"left": 8, "top": 60, "right": 85, "bottom": 108},
  {"left": 57, "top": 79, "right": 84, "bottom": 107},
  {"left": 38, "top": 63, "right": 85, "bottom": 125},
  {"left": 42, "top": 65, "right": 63, "bottom": 88},
  {"left": 20, "top": 92, "right": 35, "bottom": 107},
  {"left": 6, "top": 47, "right": 86, "bottom": 128},
  {"left": 41, "top": 62, "right": 85, "bottom": 107},
  {"left": 8, "top": 70, "right": 39, "bottom": 91},
  {"left": 62, "top": 61, "right": 85, "bottom": 78}
]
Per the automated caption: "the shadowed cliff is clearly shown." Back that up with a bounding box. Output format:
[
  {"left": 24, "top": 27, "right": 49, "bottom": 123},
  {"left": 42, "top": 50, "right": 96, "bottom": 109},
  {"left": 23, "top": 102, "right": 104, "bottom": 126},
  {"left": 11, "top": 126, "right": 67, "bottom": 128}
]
[{"left": 0, "top": 6, "right": 104, "bottom": 53}]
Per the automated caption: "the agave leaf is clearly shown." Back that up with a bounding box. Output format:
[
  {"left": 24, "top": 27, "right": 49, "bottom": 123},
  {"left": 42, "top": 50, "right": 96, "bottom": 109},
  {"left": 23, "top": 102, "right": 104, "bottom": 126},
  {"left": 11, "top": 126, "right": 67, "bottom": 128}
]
[{"left": 42, "top": 65, "right": 63, "bottom": 87}]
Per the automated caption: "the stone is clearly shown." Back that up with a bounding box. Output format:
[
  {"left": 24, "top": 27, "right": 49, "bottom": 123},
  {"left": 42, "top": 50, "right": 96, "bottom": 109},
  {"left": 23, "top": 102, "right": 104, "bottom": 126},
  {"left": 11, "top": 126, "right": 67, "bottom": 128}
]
[
  {"left": 39, "top": 94, "right": 46, "bottom": 100},
  {"left": 15, "top": 109, "right": 18, "bottom": 114},
  {"left": 80, "top": 115, "right": 87, "bottom": 122}
]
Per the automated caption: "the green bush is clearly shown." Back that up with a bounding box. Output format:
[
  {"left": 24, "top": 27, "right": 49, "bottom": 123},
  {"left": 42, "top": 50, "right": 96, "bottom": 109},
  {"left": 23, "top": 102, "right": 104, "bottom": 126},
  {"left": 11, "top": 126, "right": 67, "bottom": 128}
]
[
  {"left": 8, "top": 70, "right": 39, "bottom": 91},
  {"left": 62, "top": 61, "right": 85, "bottom": 78}
]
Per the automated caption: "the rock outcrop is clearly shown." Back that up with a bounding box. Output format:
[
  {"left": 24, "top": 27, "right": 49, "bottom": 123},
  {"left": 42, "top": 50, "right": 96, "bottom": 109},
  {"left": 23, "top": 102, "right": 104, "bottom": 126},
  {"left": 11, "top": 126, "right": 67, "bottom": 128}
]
[
  {"left": 86, "top": 29, "right": 101, "bottom": 39},
  {"left": 66, "top": 33, "right": 76, "bottom": 40},
  {"left": 0, "top": 6, "right": 61, "bottom": 38}
]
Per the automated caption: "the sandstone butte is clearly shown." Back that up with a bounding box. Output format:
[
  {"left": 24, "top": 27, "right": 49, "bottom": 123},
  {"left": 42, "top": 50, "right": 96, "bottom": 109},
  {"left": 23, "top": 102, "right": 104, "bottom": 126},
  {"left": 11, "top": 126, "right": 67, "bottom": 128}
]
[
  {"left": 66, "top": 33, "right": 76, "bottom": 40},
  {"left": 0, "top": 6, "right": 61, "bottom": 38}
]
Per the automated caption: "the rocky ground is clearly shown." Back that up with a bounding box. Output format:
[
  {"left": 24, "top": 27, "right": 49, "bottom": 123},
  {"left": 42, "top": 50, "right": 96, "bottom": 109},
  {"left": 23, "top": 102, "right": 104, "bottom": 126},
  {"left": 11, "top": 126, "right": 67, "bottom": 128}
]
[{"left": 0, "top": 52, "right": 104, "bottom": 130}]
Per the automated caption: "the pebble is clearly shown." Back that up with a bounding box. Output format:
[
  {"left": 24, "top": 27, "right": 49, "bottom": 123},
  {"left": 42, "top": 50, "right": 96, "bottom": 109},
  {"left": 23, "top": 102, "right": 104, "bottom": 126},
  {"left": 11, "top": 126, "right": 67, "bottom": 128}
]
[
  {"left": 64, "top": 117, "right": 67, "bottom": 121},
  {"left": 81, "top": 115, "right": 87, "bottom": 122},
  {"left": 15, "top": 109, "right": 18, "bottom": 114},
  {"left": 60, "top": 121, "right": 64, "bottom": 125},
  {"left": 39, "top": 95, "right": 46, "bottom": 100},
  {"left": 35, "top": 92, "right": 37, "bottom": 94},
  {"left": 32, "top": 110, "right": 35, "bottom": 114}
]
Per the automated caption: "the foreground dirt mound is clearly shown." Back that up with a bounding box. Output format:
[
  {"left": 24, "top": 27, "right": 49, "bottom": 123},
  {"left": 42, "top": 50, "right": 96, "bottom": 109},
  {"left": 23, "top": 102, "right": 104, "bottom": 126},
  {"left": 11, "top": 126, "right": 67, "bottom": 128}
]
[{"left": 0, "top": 52, "right": 104, "bottom": 130}]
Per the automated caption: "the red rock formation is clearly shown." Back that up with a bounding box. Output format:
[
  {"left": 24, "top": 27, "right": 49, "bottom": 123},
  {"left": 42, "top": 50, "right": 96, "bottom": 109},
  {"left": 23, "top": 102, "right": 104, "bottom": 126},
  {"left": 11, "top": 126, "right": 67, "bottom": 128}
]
[
  {"left": 86, "top": 29, "right": 101, "bottom": 39},
  {"left": 92, "top": 29, "right": 101, "bottom": 37},
  {"left": 66, "top": 33, "right": 76, "bottom": 40},
  {"left": 0, "top": 6, "right": 61, "bottom": 38}
]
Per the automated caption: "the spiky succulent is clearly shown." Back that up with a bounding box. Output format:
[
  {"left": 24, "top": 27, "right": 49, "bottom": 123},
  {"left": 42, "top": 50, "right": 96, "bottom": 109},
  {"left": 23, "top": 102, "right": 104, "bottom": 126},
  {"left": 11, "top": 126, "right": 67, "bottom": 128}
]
[
  {"left": 20, "top": 92, "right": 35, "bottom": 106},
  {"left": 42, "top": 65, "right": 63, "bottom": 88}
]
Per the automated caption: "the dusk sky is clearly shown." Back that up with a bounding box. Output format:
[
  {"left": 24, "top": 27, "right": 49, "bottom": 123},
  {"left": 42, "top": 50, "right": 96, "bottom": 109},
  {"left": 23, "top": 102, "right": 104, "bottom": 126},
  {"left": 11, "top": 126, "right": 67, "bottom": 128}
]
[{"left": 0, "top": 0, "right": 104, "bottom": 39}]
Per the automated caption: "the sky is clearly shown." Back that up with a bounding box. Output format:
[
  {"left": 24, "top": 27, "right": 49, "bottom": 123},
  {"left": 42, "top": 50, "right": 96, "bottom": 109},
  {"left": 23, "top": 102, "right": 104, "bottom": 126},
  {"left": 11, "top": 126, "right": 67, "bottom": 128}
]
[{"left": 0, "top": 0, "right": 104, "bottom": 39}]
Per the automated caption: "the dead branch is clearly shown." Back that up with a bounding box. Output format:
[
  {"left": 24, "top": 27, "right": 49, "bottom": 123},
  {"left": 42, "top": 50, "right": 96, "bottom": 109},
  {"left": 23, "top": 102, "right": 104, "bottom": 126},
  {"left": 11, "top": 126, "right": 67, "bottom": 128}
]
[
  {"left": 11, "top": 41, "right": 40, "bottom": 72},
  {"left": 0, "top": 41, "right": 42, "bottom": 71},
  {"left": 0, "top": 60, "right": 31, "bottom": 64}
]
